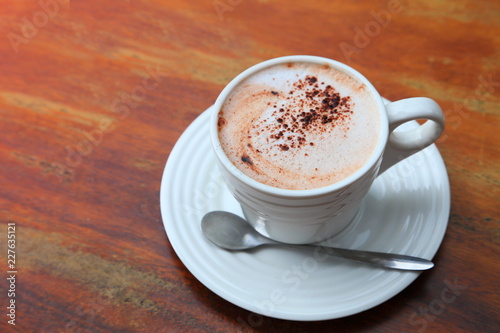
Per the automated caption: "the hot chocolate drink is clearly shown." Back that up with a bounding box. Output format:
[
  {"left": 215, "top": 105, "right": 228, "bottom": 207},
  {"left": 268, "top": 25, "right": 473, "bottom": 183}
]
[{"left": 217, "top": 62, "right": 380, "bottom": 190}]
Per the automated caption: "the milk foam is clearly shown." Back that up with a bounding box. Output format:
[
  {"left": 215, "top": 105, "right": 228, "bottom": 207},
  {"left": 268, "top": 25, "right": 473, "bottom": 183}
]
[{"left": 218, "top": 62, "right": 380, "bottom": 190}]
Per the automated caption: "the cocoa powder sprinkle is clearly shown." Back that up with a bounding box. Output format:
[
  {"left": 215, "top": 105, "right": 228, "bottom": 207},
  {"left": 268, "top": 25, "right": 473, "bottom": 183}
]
[
  {"left": 241, "top": 155, "right": 253, "bottom": 165},
  {"left": 259, "top": 75, "right": 353, "bottom": 150}
]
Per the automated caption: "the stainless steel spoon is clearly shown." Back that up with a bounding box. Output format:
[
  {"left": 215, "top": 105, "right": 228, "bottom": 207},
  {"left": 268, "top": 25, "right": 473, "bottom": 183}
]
[{"left": 201, "top": 211, "right": 434, "bottom": 271}]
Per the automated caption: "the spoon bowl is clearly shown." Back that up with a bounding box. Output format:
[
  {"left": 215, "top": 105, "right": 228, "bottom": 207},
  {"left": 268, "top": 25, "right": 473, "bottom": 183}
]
[{"left": 201, "top": 210, "right": 266, "bottom": 250}]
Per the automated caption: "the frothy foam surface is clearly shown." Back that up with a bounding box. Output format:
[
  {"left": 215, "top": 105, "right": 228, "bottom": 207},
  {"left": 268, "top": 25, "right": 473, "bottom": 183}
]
[{"left": 218, "top": 62, "right": 380, "bottom": 190}]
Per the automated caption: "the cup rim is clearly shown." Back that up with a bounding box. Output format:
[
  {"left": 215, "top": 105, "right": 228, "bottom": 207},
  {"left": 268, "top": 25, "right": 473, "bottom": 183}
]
[{"left": 210, "top": 55, "right": 388, "bottom": 197}]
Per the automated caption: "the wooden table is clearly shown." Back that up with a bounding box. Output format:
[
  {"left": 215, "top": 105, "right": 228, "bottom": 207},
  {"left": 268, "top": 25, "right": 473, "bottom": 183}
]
[{"left": 1, "top": 0, "right": 498, "bottom": 332}]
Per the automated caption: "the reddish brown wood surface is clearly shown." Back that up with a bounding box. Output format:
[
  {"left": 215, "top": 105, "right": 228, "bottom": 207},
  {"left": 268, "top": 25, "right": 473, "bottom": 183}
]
[{"left": 0, "top": 0, "right": 498, "bottom": 332}]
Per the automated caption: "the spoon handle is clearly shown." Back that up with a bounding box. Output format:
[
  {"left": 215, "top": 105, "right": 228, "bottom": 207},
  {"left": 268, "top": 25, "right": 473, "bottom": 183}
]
[{"left": 309, "top": 246, "right": 434, "bottom": 271}]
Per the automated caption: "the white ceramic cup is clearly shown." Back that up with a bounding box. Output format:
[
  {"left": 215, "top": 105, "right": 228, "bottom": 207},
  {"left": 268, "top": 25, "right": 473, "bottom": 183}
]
[{"left": 210, "top": 56, "right": 445, "bottom": 244}]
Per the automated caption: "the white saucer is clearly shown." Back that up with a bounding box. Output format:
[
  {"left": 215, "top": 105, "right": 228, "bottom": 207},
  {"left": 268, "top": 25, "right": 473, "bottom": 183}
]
[{"left": 159, "top": 104, "right": 450, "bottom": 321}]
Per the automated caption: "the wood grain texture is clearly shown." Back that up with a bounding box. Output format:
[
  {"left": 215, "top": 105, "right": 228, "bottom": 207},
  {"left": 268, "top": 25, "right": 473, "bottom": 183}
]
[{"left": 0, "top": 0, "right": 498, "bottom": 332}]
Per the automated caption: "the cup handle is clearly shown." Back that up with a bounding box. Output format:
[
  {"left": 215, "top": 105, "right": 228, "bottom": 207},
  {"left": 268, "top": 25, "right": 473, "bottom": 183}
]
[{"left": 378, "top": 97, "right": 445, "bottom": 174}]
